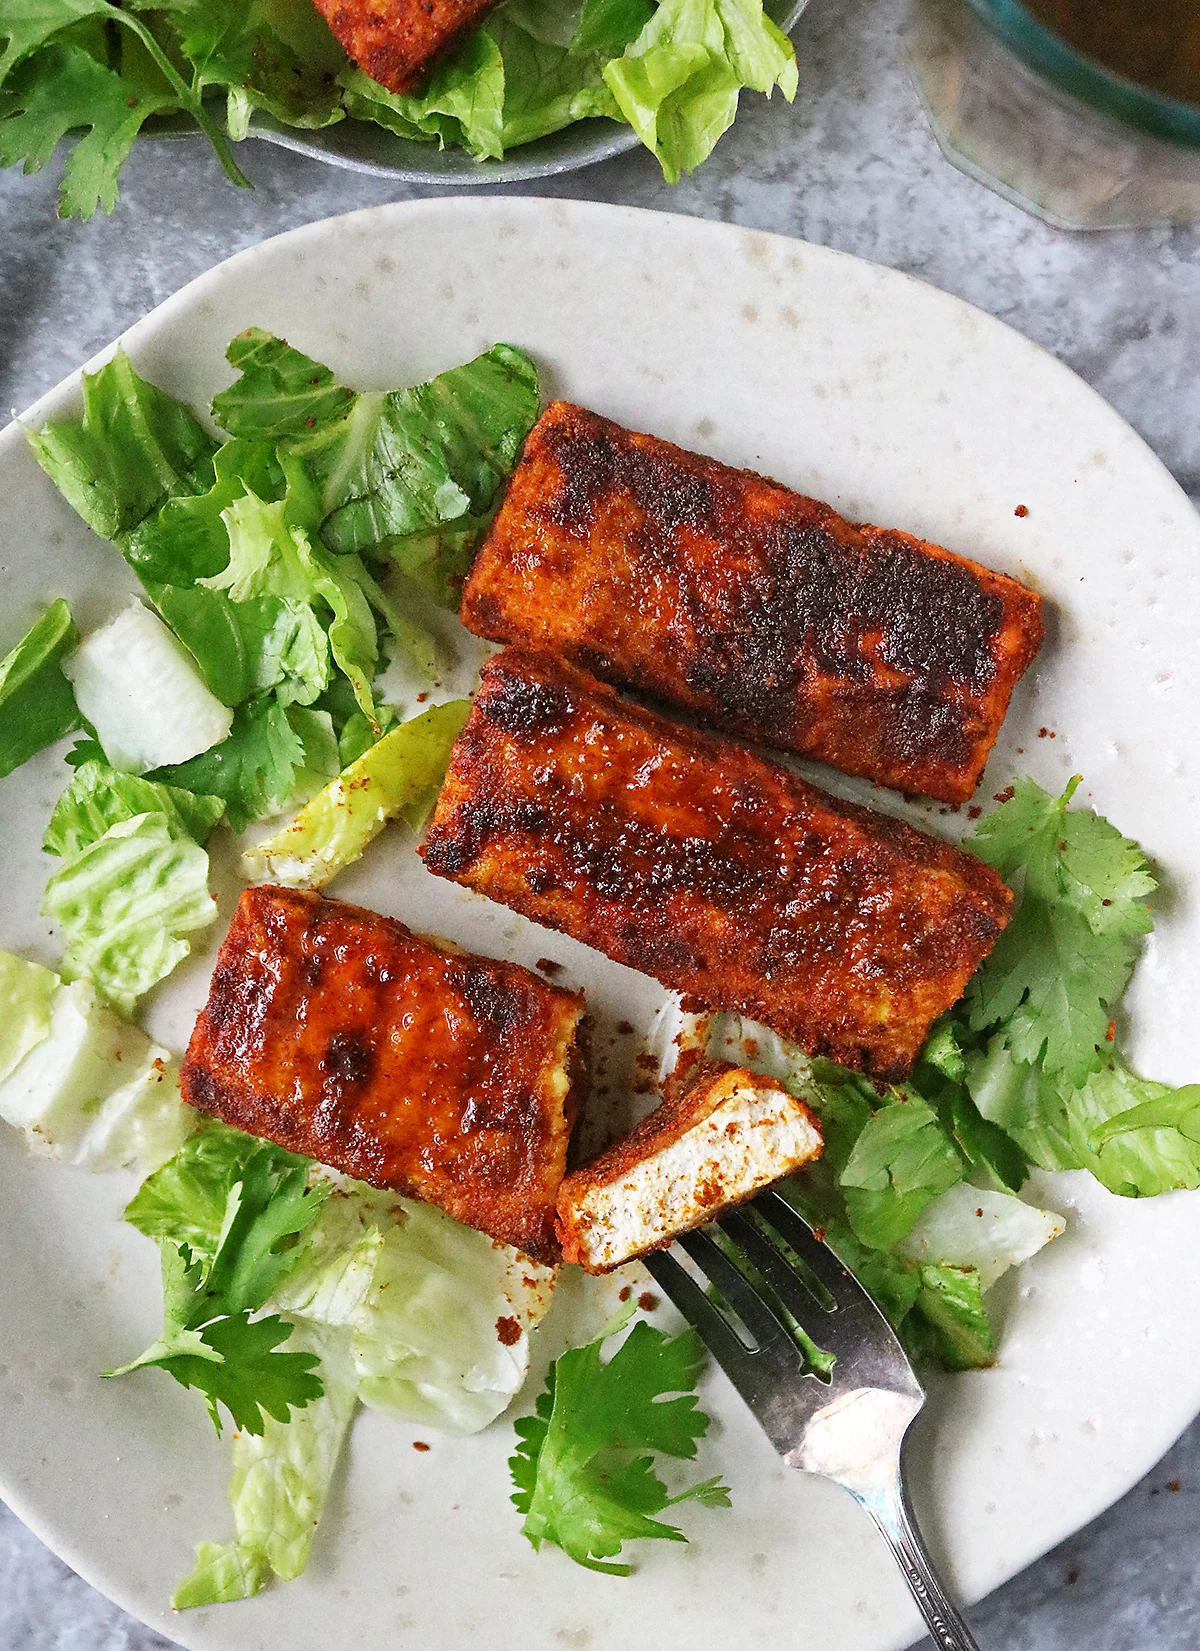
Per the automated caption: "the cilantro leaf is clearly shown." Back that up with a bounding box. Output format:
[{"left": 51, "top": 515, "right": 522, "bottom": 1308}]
[
  {"left": 510, "top": 1316, "right": 728, "bottom": 1575},
  {"left": 0, "top": 41, "right": 176, "bottom": 219},
  {"left": 0, "top": 0, "right": 114, "bottom": 85},
  {"left": 119, "top": 1298, "right": 325, "bottom": 1436},
  {"left": 151, "top": 694, "right": 336, "bottom": 831},
  {"left": 197, "top": 1149, "right": 332, "bottom": 1320},
  {"left": 111, "top": 1130, "right": 329, "bottom": 1434},
  {"left": 966, "top": 777, "right": 1155, "bottom": 1086}
]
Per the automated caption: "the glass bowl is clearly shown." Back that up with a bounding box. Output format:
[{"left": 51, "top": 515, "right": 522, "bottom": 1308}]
[{"left": 906, "top": 0, "right": 1200, "bottom": 228}]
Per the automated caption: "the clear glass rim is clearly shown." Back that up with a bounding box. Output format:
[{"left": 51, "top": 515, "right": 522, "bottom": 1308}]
[{"left": 966, "top": 0, "right": 1200, "bottom": 149}]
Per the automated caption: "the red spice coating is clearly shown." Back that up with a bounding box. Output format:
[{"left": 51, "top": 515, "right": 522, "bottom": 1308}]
[
  {"left": 180, "top": 886, "right": 584, "bottom": 1263},
  {"left": 311, "top": 0, "right": 499, "bottom": 94},
  {"left": 424, "top": 649, "right": 1012, "bottom": 1081},
  {"left": 461, "top": 402, "right": 1045, "bottom": 805}
]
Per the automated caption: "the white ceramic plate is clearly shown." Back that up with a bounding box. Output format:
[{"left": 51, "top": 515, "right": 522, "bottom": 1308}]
[{"left": 2, "top": 199, "right": 1199, "bottom": 1651}]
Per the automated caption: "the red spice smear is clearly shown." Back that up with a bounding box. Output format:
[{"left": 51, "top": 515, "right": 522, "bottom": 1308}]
[
  {"left": 638, "top": 1292, "right": 659, "bottom": 1312},
  {"left": 495, "top": 1315, "right": 522, "bottom": 1346}
]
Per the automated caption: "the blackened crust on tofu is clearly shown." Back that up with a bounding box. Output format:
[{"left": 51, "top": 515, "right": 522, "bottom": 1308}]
[
  {"left": 425, "top": 648, "right": 1012, "bottom": 1081},
  {"left": 180, "top": 885, "right": 584, "bottom": 1262},
  {"left": 460, "top": 403, "right": 1045, "bottom": 804},
  {"left": 311, "top": 0, "right": 500, "bottom": 95}
]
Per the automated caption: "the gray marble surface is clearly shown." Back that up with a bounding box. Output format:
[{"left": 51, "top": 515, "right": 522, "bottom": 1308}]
[{"left": 1, "top": 0, "right": 1198, "bottom": 1646}]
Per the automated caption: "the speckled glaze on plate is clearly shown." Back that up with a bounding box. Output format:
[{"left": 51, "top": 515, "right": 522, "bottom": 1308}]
[{"left": 1, "top": 199, "right": 1199, "bottom": 1651}]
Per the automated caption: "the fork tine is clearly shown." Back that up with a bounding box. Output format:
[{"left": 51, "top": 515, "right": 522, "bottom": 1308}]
[
  {"left": 716, "top": 1207, "right": 834, "bottom": 1325},
  {"left": 674, "top": 1228, "right": 789, "bottom": 1350},
  {"left": 753, "top": 1189, "right": 863, "bottom": 1303},
  {"left": 640, "top": 1248, "right": 760, "bottom": 1370}
]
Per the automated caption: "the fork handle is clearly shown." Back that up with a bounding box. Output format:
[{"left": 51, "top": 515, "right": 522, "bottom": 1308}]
[{"left": 854, "top": 1475, "right": 981, "bottom": 1651}]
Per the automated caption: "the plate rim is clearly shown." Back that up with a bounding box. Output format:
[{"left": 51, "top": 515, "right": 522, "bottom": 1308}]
[{"left": 3, "top": 194, "right": 1200, "bottom": 1651}]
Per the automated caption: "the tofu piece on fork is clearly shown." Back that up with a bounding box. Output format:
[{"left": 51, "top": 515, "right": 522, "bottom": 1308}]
[{"left": 556, "top": 1056, "right": 823, "bottom": 1273}]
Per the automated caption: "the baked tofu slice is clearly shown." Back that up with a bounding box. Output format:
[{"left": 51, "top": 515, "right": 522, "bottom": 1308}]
[
  {"left": 557, "top": 1057, "right": 823, "bottom": 1273},
  {"left": 460, "top": 402, "right": 1045, "bottom": 805},
  {"left": 424, "top": 648, "right": 1012, "bottom": 1081},
  {"left": 311, "top": 0, "right": 499, "bottom": 95},
  {"left": 180, "top": 886, "right": 584, "bottom": 1263}
]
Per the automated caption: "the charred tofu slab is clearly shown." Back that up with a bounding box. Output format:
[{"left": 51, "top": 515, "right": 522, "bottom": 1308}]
[
  {"left": 557, "top": 1057, "right": 823, "bottom": 1273},
  {"left": 460, "top": 402, "right": 1044, "bottom": 805},
  {"left": 424, "top": 649, "right": 1012, "bottom": 1080},
  {"left": 181, "top": 886, "right": 584, "bottom": 1263},
  {"left": 310, "top": 0, "right": 499, "bottom": 95}
]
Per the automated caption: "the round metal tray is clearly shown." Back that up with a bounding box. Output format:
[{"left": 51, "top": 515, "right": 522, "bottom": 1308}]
[{"left": 235, "top": 0, "right": 811, "bottom": 184}]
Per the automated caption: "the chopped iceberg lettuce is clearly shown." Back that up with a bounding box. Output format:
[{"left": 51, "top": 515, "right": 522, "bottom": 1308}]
[
  {"left": 63, "top": 604, "right": 233, "bottom": 774},
  {"left": 0, "top": 948, "right": 58, "bottom": 1081},
  {"left": 41, "top": 811, "right": 217, "bottom": 1013},
  {"left": 43, "top": 759, "right": 225, "bottom": 856},
  {"left": 345, "top": 1199, "right": 555, "bottom": 1433},
  {"left": 241, "top": 699, "right": 470, "bottom": 889},
  {"left": 271, "top": 1185, "right": 556, "bottom": 1434},
  {"left": 0, "top": 962, "right": 192, "bottom": 1172},
  {"left": 897, "top": 1183, "right": 1065, "bottom": 1291}
]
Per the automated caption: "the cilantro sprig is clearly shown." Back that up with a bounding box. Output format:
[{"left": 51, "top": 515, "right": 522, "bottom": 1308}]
[
  {"left": 510, "top": 1309, "right": 730, "bottom": 1575},
  {"left": 108, "top": 1136, "right": 332, "bottom": 1434},
  {"left": 0, "top": 0, "right": 249, "bottom": 218}
]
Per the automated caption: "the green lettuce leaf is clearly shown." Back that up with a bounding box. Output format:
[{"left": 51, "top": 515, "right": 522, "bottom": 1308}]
[
  {"left": 602, "top": 0, "right": 796, "bottom": 182},
  {"left": 123, "top": 437, "right": 285, "bottom": 588},
  {"left": 488, "top": 13, "right": 620, "bottom": 148},
  {"left": 838, "top": 1092, "right": 964, "bottom": 1251},
  {"left": 212, "top": 329, "right": 357, "bottom": 440},
  {"left": 339, "top": 31, "right": 505, "bottom": 158},
  {"left": 41, "top": 810, "right": 217, "bottom": 1012},
  {"left": 124, "top": 1117, "right": 278, "bottom": 1260},
  {"left": 0, "top": 598, "right": 80, "bottom": 778},
  {"left": 26, "top": 349, "right": 217, "bottom": 541},
  {"left": 44, "top": 758, "right": 225, "bottom": 856},
  {"left": 241, "top": 698, "right": 470, "bottom": 889},
  {"left": 213, "top": 335, "right": 540, "bottom": 559},
  {"left": 510, "top": 1311, "right": 729, "bottom": 1575},
  {"left": 970, "top": 1036, "right": 1200, "bottom": 1199}
]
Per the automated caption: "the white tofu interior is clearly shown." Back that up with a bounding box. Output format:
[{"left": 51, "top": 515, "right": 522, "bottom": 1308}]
[{"left": 570, "top": 1071, "right": 822, "bottom": 1271}]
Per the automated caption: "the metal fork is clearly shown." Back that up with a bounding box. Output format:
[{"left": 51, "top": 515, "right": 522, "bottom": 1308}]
[{"left": 642, "top": 1188, "right": 980, "bottom": 1651}]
